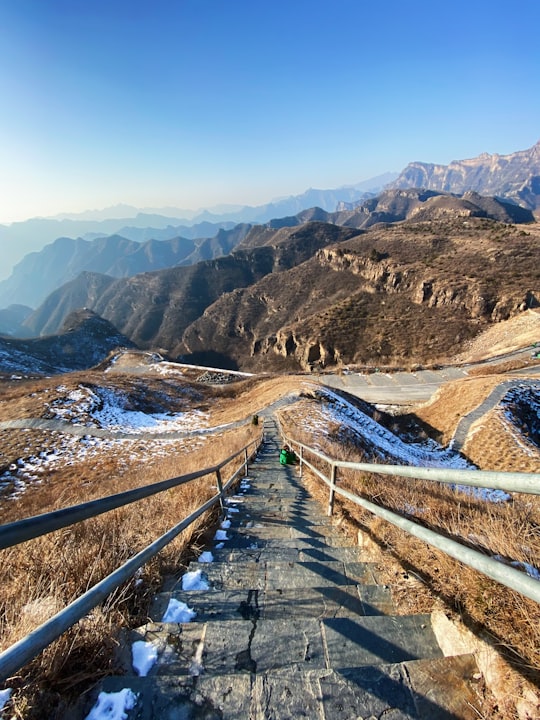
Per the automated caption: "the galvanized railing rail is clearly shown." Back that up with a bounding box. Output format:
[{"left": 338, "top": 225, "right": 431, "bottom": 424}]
[
  {"left": 0, "top": 430, "right": 263, "bottom": 682},
  {"left": 280, "top": 429, "right": 540, "bottom": 605}
]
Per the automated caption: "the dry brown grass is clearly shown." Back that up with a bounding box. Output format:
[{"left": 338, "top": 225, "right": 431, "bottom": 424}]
[
  {"left": 0, "top": 369, "right": 288, "bottom": 718},
  {"left": 278, "top": 400, "right": 540, "bottom": 718},
  {"left": 464, "top": 407, "right": 540, "bottom": 474},
  {"left": 455, "top": 309, "right": 540, "bottom": 364},
  {"left": 466, "top": 359, "right": 538, "bottom": 376},
  {"left": 1, "top": 426, "right": 260, "bottom": 718},
  {"left": 416, "top": 376, "right": 504, "bottom": 444}
]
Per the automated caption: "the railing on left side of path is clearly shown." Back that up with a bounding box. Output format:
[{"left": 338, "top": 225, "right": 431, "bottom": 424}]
[
  {"left": 0, "top": 428, "right": 264, "bottom": 683},
  {"left": 279, "top": 425, "right": 540, "bottom": 605}
]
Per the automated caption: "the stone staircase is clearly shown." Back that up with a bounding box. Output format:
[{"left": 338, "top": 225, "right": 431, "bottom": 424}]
[{"left": 79, "top": 420, "right": 484, "bottom": 719}]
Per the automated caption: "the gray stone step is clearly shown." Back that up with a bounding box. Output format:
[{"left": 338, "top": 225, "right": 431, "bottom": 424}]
[
  {"left": 73, "top": 420, "right": 484, "bottom": 718},
  {"left": 150, "top": 583, "right": 396, "bottom": 623},
  {"left": 81, "top": 653, "right": 482, "bottom": 719},
  {"left": 116, "top": 613, "right": 442, "bottom": 678},
  {"left": 177, "top": 559, "right": 381, "bottom": 591},
  {"left": 210, "top": 543, "right": 372, "bottom": 564}
]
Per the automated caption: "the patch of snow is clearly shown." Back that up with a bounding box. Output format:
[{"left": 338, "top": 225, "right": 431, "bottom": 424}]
[
  {"left": 181, "top": 570, "right": 209, "bottom": 591},
  {"left": 84, "top": 688, "right": 138, "bottom": 720},
  {"left": 132, "top": 640, "right": 158, "bottom": 677},
  {"left": 198, "top": 551, "right": 214, "bottom": 563},
  {"left": 214, "top": 542, "right": 225, "bottom": 549},
  {"left": 0, "top": 688, "right": 12, "bottom": 712},
  {"left": 46, "top": 384, "right": 209, "bottom": 435},
  {"left": 161, "top": 598, "right": 197, "bottom": 622},
  {"left": 214, "top": 529, "right": 228, "bottom": 541},
  {"left": 302, "top": 387, "right": 513, "bottom": 503},
  {"left": 220, "top": 519, "right": 231, "bottom": 529},
  {"left": 309, "top": 387, "right": 472, "bottom": 468},
  {"left": 0, "top": 431, "right": 206, "bottom": 501}
]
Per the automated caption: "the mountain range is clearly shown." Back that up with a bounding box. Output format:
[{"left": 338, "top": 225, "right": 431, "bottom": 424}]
[
  {"left": 0, "top": 188, "right": 532, "bottom": 315},
  {"left": 389, "top": 140, "right": 540, "bottom": 210},
  {"left": 0, "top": 174, "right": 395, "bottom": 283},
  {"left": 2, "top": 187, "right": 535, "bottom": 375},
  {"left": 1, "top": 142, "right": 539, "bottom": 375}
]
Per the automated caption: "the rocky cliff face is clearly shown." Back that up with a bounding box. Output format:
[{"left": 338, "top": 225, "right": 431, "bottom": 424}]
[
  {"left": 180, "top": 218, "right": 540, "bottom": 371},
  {"left": 389, "top": 141, "right": 540, "bottom": 210}
]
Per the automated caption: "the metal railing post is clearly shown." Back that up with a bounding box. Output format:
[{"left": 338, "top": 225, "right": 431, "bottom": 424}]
[
  {"left": 327, "top": 463, "right": 337, "bottom": 516},
  {"left": 299, "top": 446, "right": 304, "bottom": 478},
  {"left": 215, "top": 468, "right": 225, "bottom": 513},
  {"left": 244, "top": 448, "right": 249, "bottom": 476}
]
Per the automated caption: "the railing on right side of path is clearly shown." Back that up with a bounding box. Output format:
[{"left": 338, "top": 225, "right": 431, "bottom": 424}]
[{"left": 279, "top": 428, "right": 540, "bottom": 605}]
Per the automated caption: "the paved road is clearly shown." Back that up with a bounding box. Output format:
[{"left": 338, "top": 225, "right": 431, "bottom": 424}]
[{"left": 321, "top": 355, "right": 540, "bottom": 405}]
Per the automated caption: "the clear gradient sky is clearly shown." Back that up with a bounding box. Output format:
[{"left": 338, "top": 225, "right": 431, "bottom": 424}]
[{"left": 0, "top": 0, "right": 539, "bottom": 223}]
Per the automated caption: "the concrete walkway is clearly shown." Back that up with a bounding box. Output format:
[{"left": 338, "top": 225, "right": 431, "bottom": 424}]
[
  {"left": 77, "top": 419, "right": 484, "bottom": 719},
  {"left": 450, "top": 378, "right": 540, "bottom": 452}
]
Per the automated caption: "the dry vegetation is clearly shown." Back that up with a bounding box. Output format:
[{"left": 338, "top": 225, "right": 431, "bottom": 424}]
[
  {"left": 0, "top": 369, "right": 308, "bottom": 718},
  {"left": 0, "top": 356, "right": 538, "bottom": 717},
  {"left": 278, "top": 385, "right": 540, "bottom": 719}
]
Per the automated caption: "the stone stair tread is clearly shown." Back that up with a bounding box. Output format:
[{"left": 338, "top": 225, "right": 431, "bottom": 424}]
[
  {"left": 77, "top": 420, "right": 484, "bottom": 718},
  {"left": 178, "top": 559, "right": 381, "bottom": 591},
  {"left": 220, "top": 534, "right": 358, "bottom": 549},
  {"left": 151, "top": 584, "right": 396, "bottom": 623},
  {"left": 81, "top": 653, "right": 482, "bottom": 719},
  {"left": 211, "top": 544, "right": 370, "bottom": 564},
  {"left": 117, "top": 614, "right": 443, "bottom": 678}
]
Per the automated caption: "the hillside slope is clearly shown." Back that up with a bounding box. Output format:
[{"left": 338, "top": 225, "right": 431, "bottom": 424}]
[
  {"left": 0, "top": 309, "right": 134, "bottom": 375},
  {"left": 180, "top": 218, "right": 540, "bottom": 370},
  {"left": 24, "top": 223, "right": 360, "bottom": 353}
]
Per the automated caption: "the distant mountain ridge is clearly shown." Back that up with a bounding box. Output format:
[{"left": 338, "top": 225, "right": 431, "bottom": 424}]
[
  {"left": 389, "top": 140, "right": 540, "bottom": 210},
  {"left": 0, "top": 174, "right": 394, "bottom": 281},
  {"left": 0, "top": 225, "right": 252, "bottom": 310},
  {"left": 2, "top": 188, "right": 531, "bottom": 316},
  {"left": 9, "top": 213, "right": 539, "bottom": 374}
]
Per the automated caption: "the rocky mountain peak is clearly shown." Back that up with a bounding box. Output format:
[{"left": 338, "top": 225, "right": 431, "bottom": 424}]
[{"left": 389, "top": 141, "right": 540, "bottom": 210}]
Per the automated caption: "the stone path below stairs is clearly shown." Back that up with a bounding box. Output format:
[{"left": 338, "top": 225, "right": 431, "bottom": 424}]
[{"left": 79, "top": 419, "right": 484, "bottom": 719}]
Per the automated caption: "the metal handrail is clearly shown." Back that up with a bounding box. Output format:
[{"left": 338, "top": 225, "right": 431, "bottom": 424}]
[
  {"left": 0, "top": 428, "right": 263, "bottom": 682},
  {"left": 0, "top": 438, "right": 261, "bottom": 551},
  {"left": 279, "top": 427, "right": 540, "bottom": 604}
]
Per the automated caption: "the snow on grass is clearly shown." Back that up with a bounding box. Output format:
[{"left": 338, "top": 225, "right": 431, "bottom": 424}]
[
  {"left": 132, "top": 640, "right": 159, "bottom": 676},
  {"left": 311, "top": 387, "right": 472, "bottom": 468},
  {"left": 305, "top": 387, "right": 512, "bottom": 503},
  {"left": 493, "top": 555, "right": 540, "bottom": 580},
  {"left": 0, "top": 432, "right": 206, "bottom": 501},
  {"left": 47, "top": 385, "right": 209, "bottom": 435},
  {"left": 161, "top": 598, "right": 197, "bottom": 622},
  {"left": 499, "top": 385, "right": 540, "bottom": 456},
  {"left": 152, "top": 362, "right": 187, "bottom": 377},
  {"left": 181, "top": 570, "right": 209, "bottom": 591},
  {"left": 85, "top": 688, "right": 138, "bottom": 720}
]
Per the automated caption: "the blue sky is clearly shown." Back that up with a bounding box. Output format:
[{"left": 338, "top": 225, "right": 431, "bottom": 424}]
[{"left": 0, "top": 0, "right": 539, "bottom": 223}]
